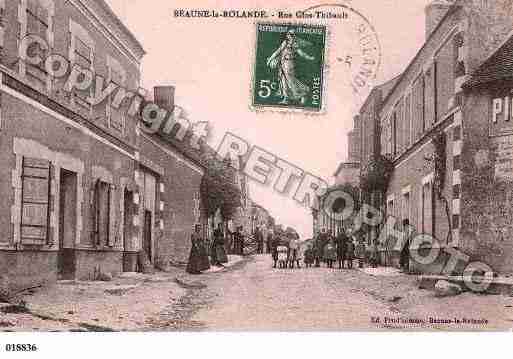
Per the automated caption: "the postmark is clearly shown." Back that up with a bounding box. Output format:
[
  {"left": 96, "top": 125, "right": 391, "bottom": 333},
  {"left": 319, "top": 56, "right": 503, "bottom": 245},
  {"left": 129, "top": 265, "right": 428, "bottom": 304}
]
[
  {"left": 302, "top": 3, "right": 381, "bottom": 101},
  {"left": 251, "top": 22, "right": 327, "bottom": 112}
]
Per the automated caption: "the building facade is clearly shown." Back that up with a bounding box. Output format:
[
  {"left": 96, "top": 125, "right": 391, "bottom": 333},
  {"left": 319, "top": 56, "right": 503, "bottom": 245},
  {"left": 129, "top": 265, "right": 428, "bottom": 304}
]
[
  {"left": 367, "top": 0, "right": 513, "bottom": 273},
  {"left": 460, "top": 32, "right": 513, "bottom": 274}
]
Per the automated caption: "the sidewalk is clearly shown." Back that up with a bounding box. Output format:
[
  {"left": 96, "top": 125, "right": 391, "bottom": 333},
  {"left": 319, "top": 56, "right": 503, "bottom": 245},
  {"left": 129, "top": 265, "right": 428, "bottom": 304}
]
[
  {"left": 202, "top": 255, "right": 245, "bottom": 273},
  {"left": 358, "top": 266, "right": 403, "bottom": 277},
  {"left": 0, "top": 255, "right": 245, "bottom": 331}
]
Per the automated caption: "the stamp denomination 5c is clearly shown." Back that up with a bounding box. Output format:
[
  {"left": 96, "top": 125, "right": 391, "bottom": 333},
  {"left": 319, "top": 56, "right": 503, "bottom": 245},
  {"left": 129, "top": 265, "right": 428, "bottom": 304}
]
[{"left": 252, "top": 23, "right": 327, "bottom": 112}]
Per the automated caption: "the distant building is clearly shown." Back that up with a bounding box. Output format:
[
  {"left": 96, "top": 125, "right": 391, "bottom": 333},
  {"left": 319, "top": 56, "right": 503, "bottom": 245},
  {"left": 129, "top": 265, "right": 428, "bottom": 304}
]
[
  {"left": 333, "top": 162, "right": 360, "bottom": 187},
  {"left": 333, "top": 115, "right": 361, "bottom": 187}
]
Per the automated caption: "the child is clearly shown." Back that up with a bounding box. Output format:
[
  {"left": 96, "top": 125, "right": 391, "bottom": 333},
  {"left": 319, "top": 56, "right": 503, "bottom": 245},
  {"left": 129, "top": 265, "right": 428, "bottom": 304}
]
[
  {"left": 277, "top": 245, "right": 289, "bottom": 269},
  {"left": 324, "top": 240, "right": 337, "bottom": 268},
  {"left": 356, "top": 240, "right": 367, "bottom": 268}
]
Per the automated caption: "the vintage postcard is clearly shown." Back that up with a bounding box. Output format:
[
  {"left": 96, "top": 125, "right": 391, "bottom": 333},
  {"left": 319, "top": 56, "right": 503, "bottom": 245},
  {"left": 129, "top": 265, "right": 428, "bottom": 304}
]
[{"left": 1, "top": 0, "right": 513, "bottom": 355}]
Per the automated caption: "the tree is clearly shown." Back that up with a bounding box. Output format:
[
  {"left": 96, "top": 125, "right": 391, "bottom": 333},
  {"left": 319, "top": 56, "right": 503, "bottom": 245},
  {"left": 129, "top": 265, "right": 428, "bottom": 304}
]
[{"left": 200, "top": 155, "right": 241, "bottom": 220}]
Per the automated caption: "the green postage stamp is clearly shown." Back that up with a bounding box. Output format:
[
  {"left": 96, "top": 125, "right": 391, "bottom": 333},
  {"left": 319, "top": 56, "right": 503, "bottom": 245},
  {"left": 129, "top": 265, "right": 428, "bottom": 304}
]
[{"left": 252, "top": 23, "right": 327, "bottom": 112}]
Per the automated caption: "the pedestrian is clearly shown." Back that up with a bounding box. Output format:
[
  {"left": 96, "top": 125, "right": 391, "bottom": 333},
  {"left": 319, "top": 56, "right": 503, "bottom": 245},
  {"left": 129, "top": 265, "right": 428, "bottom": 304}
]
[
  {"left": 233, "top": 226, "right": 244, "bottom": 255},
  {"left": 346, "top": 234, "right": 355, "bottom": 269},
  {"left": 314, "top": 229, "right": 328, "bottom": 267},
  {"left": 212, "top": 223, "right": 228, "bottom": 266},
  {"left": 323, "top": 238, "right": 337, "bottom": 268},
  {"left": 271, "top": 234, "right": 279, "bottom": 268},
  {"left": 186, "top": 224, "right": 210, "bottom": 274},
  {"left": 304, "top": 244, "right": 315, "bottom": 268},
  {"left": 255, "top": 226, "right": 264, "bottom": 254},
  {"left": 294, "top": 235, "right": 302, "bottom": 268},
  {"left": 313, "top": 237, "right": 321, "bottom": 267},
  {"left": 368, "top": 239, "right": 379, "bottom": 268},
  {"left": 335, "top": 231, "right": 347, "bottom": 269},
  {"left": 266, "top": 231, "right": 273, "bottom": 254},
  {"left": 288, "top": 235, "right": 300, "bottom": 268},
  {"left": 400, "top": 219, "right": 411, "bottom": 273}
]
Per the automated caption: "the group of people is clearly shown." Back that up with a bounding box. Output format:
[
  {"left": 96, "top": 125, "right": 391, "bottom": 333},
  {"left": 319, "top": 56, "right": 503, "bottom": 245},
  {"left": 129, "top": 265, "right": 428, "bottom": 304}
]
[
  {"left": 268, "top": 228, "right": 380, "bottom": 271},
  {"left": 303, "top": 229, "right": 360, "bottom": 269},
  {"left": 186, "top": 223, "right": 229, "bottom": 274},
  {"left": 273, "top": 234, "right": 301, "bottom": 269}
]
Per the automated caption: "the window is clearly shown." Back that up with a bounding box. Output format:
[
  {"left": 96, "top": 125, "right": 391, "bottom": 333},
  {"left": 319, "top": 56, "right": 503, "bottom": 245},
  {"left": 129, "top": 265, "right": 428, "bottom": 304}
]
[
  {"left": 391, "top": 112, "right": 397, "bottom": 157},
  {"left": 74, "top": 37, "right": 92, "bottom": 70},
  {"left": 20, "top": 157, "right": 51, "bottom": 244},
  {"left": 453, "top": 154, "right": 461, "bottom": 171},
  {"left": 413, "top": 75, "right": 425, "bottom": 141},
  {"left": 91, "top": 180, "right": 111, "bottom": 247},
  {"left": 396, "top": 100, "right": 404, "bottom": 155},
  {"left": 193, "top": 192, "right": 201, "bottom": 223},
  {"left": 382, "top": 117, "right": 393, "bottom": 158},
  {"left": 69, "top": 20, "right": 94, "bottom": 112},
  {"left": 23, "top": 0, "right": 53, "bottom": 86},
  {"left": 0, "top": 0, "right": 5, "bottom": 28},
  {"left": 402, "top": 191, "right": 410, "bottom": 225},
  {"left": 404, "top": 92, "right": 412, "bottom": 149},
  {"left": 387, "top": 198, "right": 394, "bottom": 219},
  {"left": 424, "top": 62, "right": 437, "bottom": 129},
  {"left": 453, "top": 184, "right": 460, "bottom": 199},
  {"left": 0, "top": 0, "right": 4, "bottom": 52}
]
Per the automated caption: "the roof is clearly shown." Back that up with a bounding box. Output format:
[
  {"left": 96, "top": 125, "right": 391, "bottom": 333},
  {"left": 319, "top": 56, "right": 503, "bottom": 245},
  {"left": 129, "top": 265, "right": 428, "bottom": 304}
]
[
  {"left": 464, "top": 33, "right": 513, "bottom": 89},
  {"left": 333, "top": 161, "right": 360, "bottom": 177},
  {"left": 379, "top": 3, "right": 461, "bottom": 113},
  {"left": 358, "top": 74, "right": 402, "bottom": 115}
]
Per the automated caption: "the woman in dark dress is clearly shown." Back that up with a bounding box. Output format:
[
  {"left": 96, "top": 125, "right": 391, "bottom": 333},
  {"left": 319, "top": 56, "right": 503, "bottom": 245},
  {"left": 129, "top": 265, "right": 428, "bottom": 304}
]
[
  {"left": 187, "top": 224, "right": 210, "bottom": 274},
  {"left": 336, "top": 232, "right": 347, "bottom": 269},
  {"left": 212, "top": 223, "right": 228, "bottom": 265}
]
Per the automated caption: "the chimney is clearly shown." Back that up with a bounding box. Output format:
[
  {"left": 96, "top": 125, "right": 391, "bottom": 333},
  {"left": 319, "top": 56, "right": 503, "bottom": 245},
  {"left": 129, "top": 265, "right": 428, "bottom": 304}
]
[
  {"left": 153, "top": 85, "right": 175, "bottom": 112},
  {"left": 425, "top": 0, "right": 452, "bottom": 39}
]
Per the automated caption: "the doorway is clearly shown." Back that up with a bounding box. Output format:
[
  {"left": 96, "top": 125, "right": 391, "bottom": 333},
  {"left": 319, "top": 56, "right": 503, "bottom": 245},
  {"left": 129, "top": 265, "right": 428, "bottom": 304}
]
[
  {"left": 58, "top": 169, "right": 77, "bottom": 280},
  {"left": 143, "top": 210, "right": 152, "bottom": 263}
]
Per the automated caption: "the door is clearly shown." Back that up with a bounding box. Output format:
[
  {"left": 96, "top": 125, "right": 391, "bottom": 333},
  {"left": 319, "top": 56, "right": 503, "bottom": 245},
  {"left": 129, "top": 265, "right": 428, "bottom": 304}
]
[
  {"left": 123, "top": 189, "right": 133, "bottom": 252},
  {"left": 143, "top": 210, "right": 152, "bottom": 263},
  {"left": 58, "top": 169, "right": 77, "bottom": 280}
]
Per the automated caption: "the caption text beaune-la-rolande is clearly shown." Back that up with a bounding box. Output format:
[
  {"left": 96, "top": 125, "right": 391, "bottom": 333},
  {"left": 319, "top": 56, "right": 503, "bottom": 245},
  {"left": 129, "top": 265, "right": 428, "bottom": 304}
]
[{"left": 173, "top": 9, "right": 347, "bottom": 20}]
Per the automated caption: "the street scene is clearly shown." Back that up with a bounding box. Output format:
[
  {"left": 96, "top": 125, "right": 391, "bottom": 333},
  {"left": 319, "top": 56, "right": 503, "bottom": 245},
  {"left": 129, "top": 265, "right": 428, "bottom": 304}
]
[
  {"left": 1, "top": 254, "right": 511, "bottom": 331},
  {"left": 2, "top": 0, "right": 513, "bottom": 339}
]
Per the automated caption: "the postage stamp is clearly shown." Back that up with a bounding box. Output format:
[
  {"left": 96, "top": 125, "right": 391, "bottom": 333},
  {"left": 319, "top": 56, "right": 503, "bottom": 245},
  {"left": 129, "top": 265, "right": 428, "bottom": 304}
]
[{"left": 251, "top": 23, "right": 327, "bottom": 112}]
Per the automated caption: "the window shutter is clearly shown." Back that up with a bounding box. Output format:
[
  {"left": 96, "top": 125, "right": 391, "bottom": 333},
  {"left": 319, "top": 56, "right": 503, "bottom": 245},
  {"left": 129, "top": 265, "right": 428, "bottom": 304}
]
[
  {"left": 91, "top": 179, "right": 100, "bottom": 246},
  {"left": 109, "top": 67, "right": 125, "bottom": 132},
  {"left": 392, "top": 111, "right": 398, "bottom": 157},
  {"left": 107, "top": 184, "right": 114, "bottom": 247},
  {"left": 413, "top": 76, "right": 424, "bottom": 141},
  {"left": 20, "top": 157, "right": 51, "bottom": 245},
  {"left": 396, "top": 102, "right": 403, "bottom": 155},
  {"left": 424, "top": 62, "right": 437, "bottom": 129},
  {"left": 388, "top": 119, "right": 393, "bottom": 156},
  {"left": 404, "top": 93, "right": 411, "bottom": 148}
]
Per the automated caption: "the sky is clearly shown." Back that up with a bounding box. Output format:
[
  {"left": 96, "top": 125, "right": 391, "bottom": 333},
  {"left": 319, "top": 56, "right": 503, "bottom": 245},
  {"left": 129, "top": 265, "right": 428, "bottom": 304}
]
[{"left": 106, "top": 0, "right": 432, "bottom": 239}]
